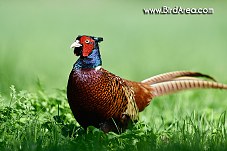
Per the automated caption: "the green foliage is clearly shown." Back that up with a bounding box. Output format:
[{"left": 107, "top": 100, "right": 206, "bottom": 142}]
[{"left": 0, "top": 86, "right": 227, "bottom": 151}]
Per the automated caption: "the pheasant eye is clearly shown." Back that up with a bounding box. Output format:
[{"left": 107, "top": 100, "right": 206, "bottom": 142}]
[{"left": 85, "top": 40, "right": 90, "bottom": 44}]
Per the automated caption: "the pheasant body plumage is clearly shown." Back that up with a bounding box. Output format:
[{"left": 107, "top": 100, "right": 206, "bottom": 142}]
[
  {"left": 67, "top": 35, "right": 227, "bottom": 133},
  {"left": 67, "top": 67, "right": 154, "bottom": 132}
]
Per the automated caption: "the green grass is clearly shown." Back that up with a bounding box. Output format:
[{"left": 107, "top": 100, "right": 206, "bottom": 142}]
[
  {"left": 0, "top": 86, "right": 227, "bottom": 151},
  {"left": 1, "top": 0, "right": 227, "bottom": 150}
]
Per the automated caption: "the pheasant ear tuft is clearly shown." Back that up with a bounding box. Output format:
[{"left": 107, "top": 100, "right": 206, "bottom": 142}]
[{"left": 94, "top": 37, "right": 103, "bottom": 43}]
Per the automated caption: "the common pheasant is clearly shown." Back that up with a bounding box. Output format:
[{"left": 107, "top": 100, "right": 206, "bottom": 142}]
[{"left": 67, "top": 35, "right": 227, "bottom": 133}]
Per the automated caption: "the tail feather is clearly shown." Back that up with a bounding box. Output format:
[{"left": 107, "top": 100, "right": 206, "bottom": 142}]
[
  {"left": 151, "top": 80, "right": 227, "bottom": 97},
  {"left": 141, "top": 71, "right": 216, "bottom": 85}
]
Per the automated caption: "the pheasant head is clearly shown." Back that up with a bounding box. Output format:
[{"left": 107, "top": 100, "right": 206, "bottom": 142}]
[
  {"left": 70, "top": 35, "right": 103, "bottom": 69},
  {"left": 70, "top": 35, "right": 103, "bottom": 57}
]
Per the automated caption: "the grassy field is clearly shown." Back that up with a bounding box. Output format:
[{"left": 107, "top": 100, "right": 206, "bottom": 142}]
[
  {"left": 1, "top": 86, "right": 227, "bottom": 151},
  {"left": 1, "top": 0, "right": 227, "bottom": 150}
]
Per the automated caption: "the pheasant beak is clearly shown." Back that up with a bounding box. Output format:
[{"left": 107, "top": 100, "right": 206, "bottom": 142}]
[
  {"left": 70, "top": 40, "right": 82, "bottom": 56},
  {"left": 70, "top": 40, "right": 82, "bottom": 48}
]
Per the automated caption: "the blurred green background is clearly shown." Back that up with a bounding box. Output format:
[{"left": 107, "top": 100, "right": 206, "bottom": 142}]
[{"left": 0, "top": 0, "right": 227, "bottom": 95}]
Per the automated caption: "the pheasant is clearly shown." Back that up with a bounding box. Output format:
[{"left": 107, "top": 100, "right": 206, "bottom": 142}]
[{"left": 67, "top": 35, "right": 227, "bottom": 133}]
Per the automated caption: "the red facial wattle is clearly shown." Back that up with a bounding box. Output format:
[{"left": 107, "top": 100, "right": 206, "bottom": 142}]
[{"left": 80, "top": 36, "right": 95, "bottom": 57}]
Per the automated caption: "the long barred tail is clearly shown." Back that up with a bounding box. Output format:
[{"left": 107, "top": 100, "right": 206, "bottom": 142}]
[
  {"left": 141, "top": 71, "right": 216, "bottom": 85},
  {"left": 150, "top": 80, "right": 227, "bottom": 97}
]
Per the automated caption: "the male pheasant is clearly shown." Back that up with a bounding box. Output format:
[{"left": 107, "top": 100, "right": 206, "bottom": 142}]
[{"left": 67, "top": 35, "right": 227, "bottom": 133}]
